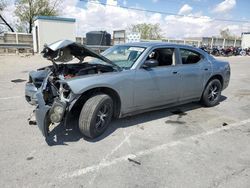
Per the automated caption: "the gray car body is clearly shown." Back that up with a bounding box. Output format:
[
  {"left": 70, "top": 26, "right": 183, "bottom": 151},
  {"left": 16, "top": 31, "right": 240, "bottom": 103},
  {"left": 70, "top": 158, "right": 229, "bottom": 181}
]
[
  {"left": 26, "top": 41, "right": 230, "bottom": 137},
  {"left": 62, "top": 42, "right": 230, "bottom": 116}
]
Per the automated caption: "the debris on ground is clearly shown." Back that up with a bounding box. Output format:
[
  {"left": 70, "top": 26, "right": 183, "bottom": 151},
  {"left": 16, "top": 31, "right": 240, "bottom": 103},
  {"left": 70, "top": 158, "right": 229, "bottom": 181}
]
[
  {"left": 28, "top": 120, "right": 37, "bottom": 125},
  {"left": 128, "top": 158, "right": 141, "bottom": 165},
  {"left": 222, "top": 122, "right": 228, "bottom": 126},
  {"left": 27, "top": 110, "right": 36, "bottom": 125},
  {"left": 11, "top": 79, "right": 26, "bottom": 83},
  {"left": 26, "top": 157, "right": 34, "bottom": 160}
]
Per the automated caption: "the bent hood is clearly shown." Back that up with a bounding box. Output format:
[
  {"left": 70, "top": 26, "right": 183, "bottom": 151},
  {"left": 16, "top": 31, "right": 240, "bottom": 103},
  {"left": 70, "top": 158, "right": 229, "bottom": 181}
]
[{"left": 41, "top": 40, "right": 118, "bottom": 68}]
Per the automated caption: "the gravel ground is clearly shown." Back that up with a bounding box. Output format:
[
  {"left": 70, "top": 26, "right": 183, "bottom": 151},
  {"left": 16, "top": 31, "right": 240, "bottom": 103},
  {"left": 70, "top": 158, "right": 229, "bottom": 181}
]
[{"left": 0, "top": 54, "right": 250, "bottom": 188}]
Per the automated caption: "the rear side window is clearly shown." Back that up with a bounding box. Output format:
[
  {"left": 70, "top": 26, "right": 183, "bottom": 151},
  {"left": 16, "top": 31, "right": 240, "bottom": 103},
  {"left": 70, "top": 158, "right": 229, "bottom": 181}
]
[{"left": 180, "top": 49, "right": 202, "bottom": 64}]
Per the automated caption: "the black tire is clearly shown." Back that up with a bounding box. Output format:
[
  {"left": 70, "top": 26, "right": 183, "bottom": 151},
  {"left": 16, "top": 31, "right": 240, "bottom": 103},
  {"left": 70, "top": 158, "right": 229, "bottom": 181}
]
[
  {"left": 201, "top": 79, "right": 222, "bottom": 107},
  {"left": 79, "top": 94, "right": 113, "bottom": 138}
]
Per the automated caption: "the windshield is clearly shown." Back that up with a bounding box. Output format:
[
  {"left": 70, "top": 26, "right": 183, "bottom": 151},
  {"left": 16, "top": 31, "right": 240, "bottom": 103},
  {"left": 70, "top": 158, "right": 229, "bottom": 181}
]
[
  {"left": 86, "top": 45, "right": 145, "bottom": 69},
  {"left": 102, "top": 45, "right": 145, "bottom": 69}
]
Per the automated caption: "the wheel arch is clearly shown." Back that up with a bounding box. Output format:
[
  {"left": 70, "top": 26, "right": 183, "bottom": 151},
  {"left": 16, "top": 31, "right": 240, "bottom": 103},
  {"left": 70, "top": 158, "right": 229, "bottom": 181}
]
[
  {"left": 201, "top": 74, "right": 224, "bottom": 99},
  {"left": 206, "top": 74, "right": 224, "bottom": 89},
  {"left": 70, "top": 87, "right": 121, "bottom": 118},
  {"left": 201, "top": 74, "right": 223, "bottom": 107}
]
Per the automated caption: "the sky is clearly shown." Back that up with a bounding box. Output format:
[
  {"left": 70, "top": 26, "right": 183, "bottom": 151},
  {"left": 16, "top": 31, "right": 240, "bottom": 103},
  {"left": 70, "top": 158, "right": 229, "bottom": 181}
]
[{"left": 1, "top": 0, "right": 250, "bottom": 38}]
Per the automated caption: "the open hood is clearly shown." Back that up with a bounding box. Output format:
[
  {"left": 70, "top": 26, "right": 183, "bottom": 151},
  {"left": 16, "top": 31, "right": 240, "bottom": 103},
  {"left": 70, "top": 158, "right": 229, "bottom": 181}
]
[{"left": 41, "top": 40, "right": 119, "bottom": 69}]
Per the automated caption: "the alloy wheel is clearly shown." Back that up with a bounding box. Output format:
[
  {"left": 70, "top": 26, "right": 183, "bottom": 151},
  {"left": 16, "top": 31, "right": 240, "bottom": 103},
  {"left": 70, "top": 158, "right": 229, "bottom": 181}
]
[
  {"left": 95, "top": 103, "right": 111, "bottom": 131},
  {"left": 208, "top": 84, "right": 219, "bottom": 101}
]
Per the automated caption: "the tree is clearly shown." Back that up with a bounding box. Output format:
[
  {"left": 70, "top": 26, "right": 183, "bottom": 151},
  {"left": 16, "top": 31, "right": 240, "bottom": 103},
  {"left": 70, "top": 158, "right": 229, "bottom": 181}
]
[
  {"left": 15, "top": 0, "right": 60, "bottom": 33},
  {"left": 0, "top": 0, "right": 6, "bottom": 11},
  {"left": 220, "top": 28, "right": 237, "bottom": 39},
  {"left": 129, "top": 23, "right": 163, "bottom": 40},
  {"left": 0, "top": 0, "right": 14, "bottom": 32}
]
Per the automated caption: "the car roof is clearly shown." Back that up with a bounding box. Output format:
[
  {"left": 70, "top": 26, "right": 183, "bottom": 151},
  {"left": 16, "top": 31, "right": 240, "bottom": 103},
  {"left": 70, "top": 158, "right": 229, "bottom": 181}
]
[
  {"left": 116, "top": 42, "right": 207, "bottom": 56},
  {"left": 117, "top": 42, "right": 195, "bottom": 48}
]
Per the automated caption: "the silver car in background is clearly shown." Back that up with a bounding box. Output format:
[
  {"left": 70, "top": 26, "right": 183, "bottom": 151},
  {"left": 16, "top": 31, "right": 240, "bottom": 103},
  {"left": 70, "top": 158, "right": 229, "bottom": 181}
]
[{"left": 25, "top": 40, "right": 230, "bottom": 140}]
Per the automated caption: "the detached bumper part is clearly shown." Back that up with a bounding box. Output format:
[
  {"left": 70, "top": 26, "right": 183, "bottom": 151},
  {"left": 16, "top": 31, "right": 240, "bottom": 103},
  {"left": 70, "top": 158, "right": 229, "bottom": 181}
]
[
  {"left": 35, "top": 106, "right": 50, "bottom": 137},
  {"left": 35, "top": 91, "right": 51, "bottom": 137},
  {"left": 25, "top": 82, "right": 38, "bottom": 105},
  {"left": 35, "top": 91, "right": 67, "bottom": 138}
]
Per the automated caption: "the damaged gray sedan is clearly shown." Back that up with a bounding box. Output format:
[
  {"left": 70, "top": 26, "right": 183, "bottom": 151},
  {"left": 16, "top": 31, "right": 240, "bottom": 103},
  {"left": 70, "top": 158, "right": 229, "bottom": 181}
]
[{"left": 25, "top": 40, "right": 230, "bottom": 139}]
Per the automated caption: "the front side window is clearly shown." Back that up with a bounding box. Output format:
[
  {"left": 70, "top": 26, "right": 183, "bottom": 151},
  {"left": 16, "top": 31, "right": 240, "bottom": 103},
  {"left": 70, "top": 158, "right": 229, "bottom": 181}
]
[
  {"left": 180, "top": 49, "right": 202, "bottom": 64},
  {"left": 146, "top": 48, "right": 175, "bottom": 67}
]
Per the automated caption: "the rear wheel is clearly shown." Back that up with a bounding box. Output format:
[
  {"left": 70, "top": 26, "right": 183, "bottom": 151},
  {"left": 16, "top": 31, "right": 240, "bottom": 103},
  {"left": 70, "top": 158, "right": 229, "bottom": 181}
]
[
  {"left": 201, "top": 79, "right": 222, "bottom": 107},
  {"left": 79, "top": 94, "right": 113, "bottom": 138}
]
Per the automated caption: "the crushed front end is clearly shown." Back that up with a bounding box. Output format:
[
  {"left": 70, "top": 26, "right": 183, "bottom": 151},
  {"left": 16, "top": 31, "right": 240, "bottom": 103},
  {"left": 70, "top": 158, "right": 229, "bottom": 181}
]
[
  {"left": 25, "top": 40, "right": 116, "bottom": 138},
  {"left": 28, "top": 69, "right": 78, "bottom": 137}
]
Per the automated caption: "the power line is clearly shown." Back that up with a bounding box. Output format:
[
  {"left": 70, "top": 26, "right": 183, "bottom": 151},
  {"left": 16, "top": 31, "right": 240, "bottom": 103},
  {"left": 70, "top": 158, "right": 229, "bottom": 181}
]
[{"left": 80, "top": 0, "right": 250, "bottom": 24}]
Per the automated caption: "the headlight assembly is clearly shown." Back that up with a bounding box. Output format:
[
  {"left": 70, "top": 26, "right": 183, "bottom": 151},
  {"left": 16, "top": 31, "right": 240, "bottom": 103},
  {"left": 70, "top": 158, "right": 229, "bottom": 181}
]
[{"left": 49, "top": 99, "right": 66, "bottom": 123}]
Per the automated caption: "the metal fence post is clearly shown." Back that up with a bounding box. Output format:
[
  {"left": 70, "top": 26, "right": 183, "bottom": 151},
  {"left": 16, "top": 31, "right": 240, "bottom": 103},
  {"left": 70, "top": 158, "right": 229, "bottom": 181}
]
[{"left": 15, "top": 33, "right": 19, "bottom": 54}]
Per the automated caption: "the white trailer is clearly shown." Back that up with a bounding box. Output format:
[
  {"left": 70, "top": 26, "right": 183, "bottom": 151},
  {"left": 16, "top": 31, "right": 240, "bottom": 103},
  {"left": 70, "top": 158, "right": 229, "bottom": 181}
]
[{"left": 32, "top": 16, "right": 76, "bottom": 53}]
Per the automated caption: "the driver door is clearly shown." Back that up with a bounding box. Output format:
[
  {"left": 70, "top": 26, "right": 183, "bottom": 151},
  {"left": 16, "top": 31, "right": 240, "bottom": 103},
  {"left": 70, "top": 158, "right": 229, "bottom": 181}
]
[{"left": 132, "top": 47, "right": 181, "bottom": 110}]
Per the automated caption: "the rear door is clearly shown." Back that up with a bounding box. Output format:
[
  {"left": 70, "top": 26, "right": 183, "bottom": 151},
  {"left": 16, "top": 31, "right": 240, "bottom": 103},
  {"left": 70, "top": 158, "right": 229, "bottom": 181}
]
[{"left": 177, "top": 48, "right": 210, "bottom": 101}]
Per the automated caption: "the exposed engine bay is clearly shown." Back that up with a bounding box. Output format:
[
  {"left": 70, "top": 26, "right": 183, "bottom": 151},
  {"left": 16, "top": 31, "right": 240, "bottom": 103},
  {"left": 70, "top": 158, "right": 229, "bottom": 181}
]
[
  {"left": 29, "top": 62, "right": 115, "bottom": 106},
  {"left": 45, "top": 62, "right": 114, "bottom": 79}
]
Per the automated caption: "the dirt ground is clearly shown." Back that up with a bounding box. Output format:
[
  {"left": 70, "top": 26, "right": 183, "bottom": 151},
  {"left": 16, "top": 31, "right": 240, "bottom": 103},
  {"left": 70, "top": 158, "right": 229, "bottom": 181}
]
[{"left": 0, "top": 54, "right": 250, "bottom": 188}]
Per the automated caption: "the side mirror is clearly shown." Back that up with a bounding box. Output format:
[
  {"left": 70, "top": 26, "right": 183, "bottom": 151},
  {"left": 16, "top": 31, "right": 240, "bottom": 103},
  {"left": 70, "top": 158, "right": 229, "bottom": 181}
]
[{"left": 143, "top": 59, "right": 159, "bottom": 69}]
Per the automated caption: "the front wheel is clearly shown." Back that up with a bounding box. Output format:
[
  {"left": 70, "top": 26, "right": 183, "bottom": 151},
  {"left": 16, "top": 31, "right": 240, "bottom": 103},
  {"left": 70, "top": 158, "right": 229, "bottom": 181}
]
[
  {"left": 201, "top": 79, "right": 222, "bottom": 107},
  {"left": 79, "top": 94, "right": 113, "bottom": 138}
]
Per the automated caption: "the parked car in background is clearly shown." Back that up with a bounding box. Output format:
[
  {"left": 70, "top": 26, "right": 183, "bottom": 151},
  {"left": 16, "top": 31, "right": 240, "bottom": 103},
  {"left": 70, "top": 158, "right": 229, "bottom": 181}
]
[{"left": 25, "top": 40, "right": 230, "bottom": 140}]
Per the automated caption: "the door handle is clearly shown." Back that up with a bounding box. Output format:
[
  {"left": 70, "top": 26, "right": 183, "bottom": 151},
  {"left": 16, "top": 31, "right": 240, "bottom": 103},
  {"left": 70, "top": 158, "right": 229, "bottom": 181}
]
[
  {"left": 204, "top": 68, "right": 208, "bottom": 71},
  {"left": 173, "top": 71, "right": 178, "bottom": 74}
]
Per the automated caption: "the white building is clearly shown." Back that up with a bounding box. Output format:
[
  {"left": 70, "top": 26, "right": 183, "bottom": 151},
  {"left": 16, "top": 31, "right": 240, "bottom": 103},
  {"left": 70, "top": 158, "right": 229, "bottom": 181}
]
[
  {"left": 32, "top": 16, "right": 76, "bottom": 53},
  {"left": 241, "top": 32, "right": 250, "bottom": 49},
  {"left": 126, "top": 32, "right": 141, "bottom": 43}
]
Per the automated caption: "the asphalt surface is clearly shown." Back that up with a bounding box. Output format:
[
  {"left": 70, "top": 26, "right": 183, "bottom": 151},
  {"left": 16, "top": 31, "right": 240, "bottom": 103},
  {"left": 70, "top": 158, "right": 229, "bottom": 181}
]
[{"left": 0, "top": 55, "right": 250, "bottom": 188}]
